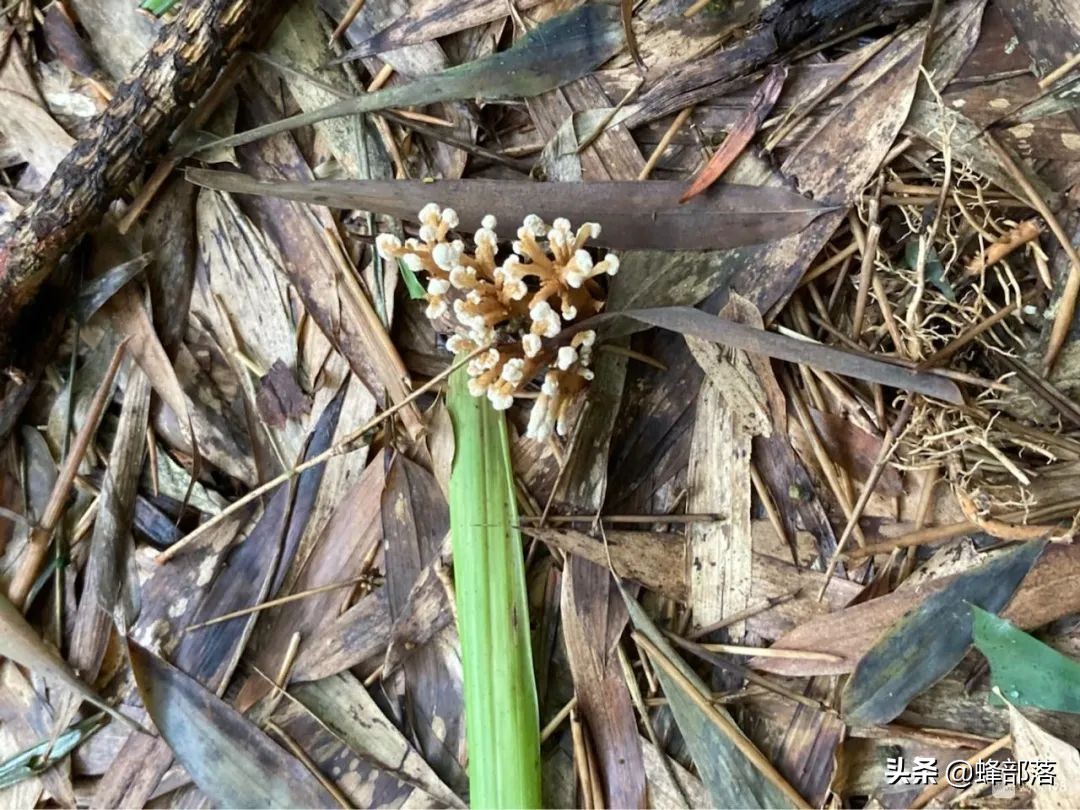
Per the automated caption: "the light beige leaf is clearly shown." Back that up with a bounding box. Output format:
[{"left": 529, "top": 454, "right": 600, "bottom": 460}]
[
  {"left": 685, "top": 298, "right": 773, "bottom": 638},
  {"left": 0, "top": 592, "right": 140, "bottom": 733},
  {"left": 103, "top": 286, "right": 188, "bottom": 424},
  {"left": 1007, "top": 703, "right": 1080, "bottom": 809},
  {"left": 291, "top": 673, "right": 463, "bottom": 807},
  {"left": 0, "top": 25, "right": 73, "bottom": 179}
]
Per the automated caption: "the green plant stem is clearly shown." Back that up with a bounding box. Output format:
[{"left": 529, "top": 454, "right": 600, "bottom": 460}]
[
  {"left": 448, "top": 365, "right": 541, "bottom": 809},
  {"left": 140, "top": 0, "right": 180, "bottom": 16}
]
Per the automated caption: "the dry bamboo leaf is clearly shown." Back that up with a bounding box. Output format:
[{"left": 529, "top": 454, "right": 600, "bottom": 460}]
[
  {"left": 560, "top": 554, "right": 647, "bottom": 809},
  {"left": 331, "top": 0, "right": 548, "bottom": 59},
  {"left": 380, "top": 457, "right": 464, "bottom": 783},
  {"left": 807, "top": 409, "right": 904, "bottom": 496},
  {"left": 842, "top": 542, "right": 1045, "bottom": 728},
  {"left": 625, "top": 596, "right": 808, "bottom": 808},
  {"left": 996, "top": 0, "right": 1080, "bottom": 78},
  {"left": 382, "top": 533, "right": 453, "bottom": 676},
  {"left": 186, "top": 169, "right": 834, "bottom": 251},
  {"left": 685, "top": 298, "right": 773, "bottom": 637},
  {"left": 522, "top": 527, "right": 688, "bottom": 602},
  {"left": 0, "top": 592, "right": 140, "bottom": 732},
  {"left": 758, "top": 542, "right": 1080, "bottom": 678},
  {"left": 319, "top": 0, "right": 476, "bottom": 180},
  {"left": 681, "top": 66, "right": 786, "bottom": 203},
  {"left": 103, "top": 285, "right": 189, "bottom": 429},
  {"left": 582, "top": 306, "right": 963, "bottom": 403},
  {"left": 95, "top": 395, "right": 347, "bottom": 806},
  {"left": 229, "top": 86, "right": 423, "bottom": 440},
  {"left": 127, "top": 642, "right": 337, "bottom": 808},
  {"left": 193, "top": 189, "right": 297, "bottom": 379},
  {"left": 0, "top": 24, "right": 75, "bottom": 180},
  {"left": 291, "top": 673, "right": 463, "bottom": 807},
  {"left": 1007, "top": 703, "right": 1080, "bottom": 809},
  {"left": 529, "top": 70, "right": 647, "bottom": 182},
  {"left": 290, "top": 588, "right": 390, "bottom": 682},
  {"left": 525, "top": 526, "right": 862, "bottom": 638},
  {"left": 0, "top": 661, "right": 78, "bottom": 807},
  {"left": 265, "top": 1, "right": 369, "bottom": 178},
  {"left": 232, "top": 453, "right": 384, "bottom": 711},
  {"left": 197, "top": 4, "right": 623, "bottom": 153},
  {"left": 556, "top": 343, "right": 645, "bottom": 808},
  {"left": 65, "top": 367, "right": 150, "bottom": 724},
  {"left": 66, "top": 0, "right": 159, "bottom": 78}
]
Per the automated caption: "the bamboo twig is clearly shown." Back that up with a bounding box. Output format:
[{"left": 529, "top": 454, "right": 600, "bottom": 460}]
[
  {"left": 8, "top": 340, "right": 128, "bottom": 609},
  {"left": 817, "top": 399, "right": 915, "bottom": 599}
]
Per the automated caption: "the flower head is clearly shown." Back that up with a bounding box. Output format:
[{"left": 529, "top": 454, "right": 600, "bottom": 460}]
[{"left": 378, "top": 205, "right": 615, "bottom": 441}]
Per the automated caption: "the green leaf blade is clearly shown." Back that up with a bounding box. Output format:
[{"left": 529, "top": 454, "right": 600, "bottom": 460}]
[
  {"left": 448, "top": 365, "right": 541, "bottom": 808},
  {"left": 973, "top": 605, "right": 1080, "bottom": 713}
]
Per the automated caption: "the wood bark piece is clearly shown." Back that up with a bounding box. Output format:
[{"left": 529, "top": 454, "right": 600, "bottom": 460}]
[{"left": 0, "top": 0, "right": 274, "bottom": 352}]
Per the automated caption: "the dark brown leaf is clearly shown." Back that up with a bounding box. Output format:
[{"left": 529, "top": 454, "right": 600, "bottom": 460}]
[
  {"left": 185, "top": 169, "right": 835, "bottom": 251},
  {"left": 580, "top": 306, "right": 963, "bottom": 403},
  {"left": 128, "top": 641, "right": 337, "bottom": 808},
  {"left": 680, "top": 66, "right": 787, "bottom": 203},
  {"left": 255, "top": 360, "right": 312, "bottom": 429}
]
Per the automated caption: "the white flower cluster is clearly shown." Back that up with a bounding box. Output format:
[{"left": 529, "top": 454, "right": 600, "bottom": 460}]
[{"left": 376, "top": 204, "right": 617, "bottom": 440}]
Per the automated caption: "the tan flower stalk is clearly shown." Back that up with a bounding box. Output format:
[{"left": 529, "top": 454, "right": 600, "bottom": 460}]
[{"left": 376, "top": 205, "right": 618, "bottom": 439}]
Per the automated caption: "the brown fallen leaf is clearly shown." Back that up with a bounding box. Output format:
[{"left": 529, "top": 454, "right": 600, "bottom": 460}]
[
  {"left": 756, "top": 543, "right": 1080, "bottom": 677},
  {"left": 185, "top": 168, "right": 836, "bottom": 252},
  {"left": 0, "top": 591, "right": 143, "bottom": 733},
  {"left": 680, "top": 65, "right": 786, "bottom": 203},
  {"left": 1007, "top": 702, "right": 1080, "bottom": 809},
  {"left": 255, "top": 359, "right": 312, "bottom": 429}
]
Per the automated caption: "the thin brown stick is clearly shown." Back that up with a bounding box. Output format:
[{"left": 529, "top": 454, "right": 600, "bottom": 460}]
[
  {"left": 687, "top": 588, "right": 801, "bottom": 640},
  {"left": 799, "top": 242, "right": 859, "bottom": 287},
  {"left": 519, "top": 513, "right": 721, "bottom": 525},
  {"left": 540, "top": 696, "right": 577, "bottom": 743},
  {"left": 817, "top": 398, "right": 915, "bottom": 599},
  {"left": 638, "top": 107, "right": 693, "bottom": 181},
  {"left": 916, "top": 300, "right": 1021, "bottom": 370},
  {"left": 1038, "top": 52, "right": 1080, "bottom": 88},
  {"left": 8, "top": 340, "right": 127, "bottom": 609},
  {"left": 577, "top": 78, "right": 643, "bottom": 154},
  {"left": 851, "top": 189, "right": 882, "bottom": 339},
  {"left": 117, "top": 55, "right": 250, "bottom": 233},
  {"left": 633, "top": 632, "right": 811, "bottom": 809},
  {"left": 183, "top": 577, "right": 370, "bottom": 631},
  {"left": 667, "top": 632, "right": 825, "bottom": 710},
  {"left": 787, "top": 376, "right": 867, "bottom": 548},
  {"left": 569, "top": 706, "right": 593, "bottom": 809},
  {"left": 266, "top": 721, "right": 351, "bottom": 808},
  {"left": 156, "top": 346, "right": 483, "bottom": 564},
  {"left": 848, "top": 495, "right": 1080, "bottom": 559},
  {"left": 329, "top": 0, "right": 366, "bottom": 41},
  {"left": 698, "top": 642, "right": 842, "bottom": 662},
  {"left": 750, "top": 464, "right": 799, "bottom": 568},
  {"left": 910, "top": 734, "right": 1012, "bottom": 809},
  {"left": 767, "top": 31, "right": 894, "bottom": 151}
]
